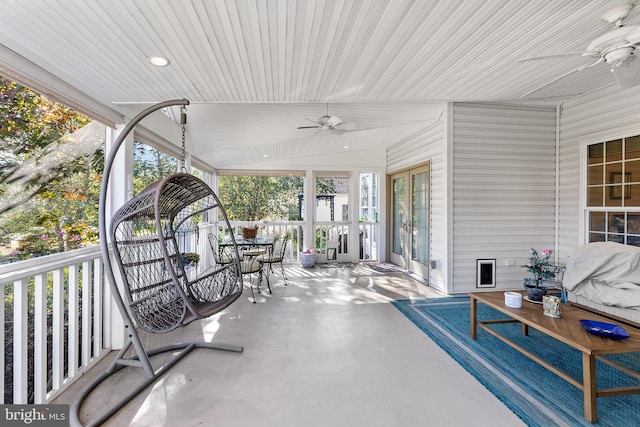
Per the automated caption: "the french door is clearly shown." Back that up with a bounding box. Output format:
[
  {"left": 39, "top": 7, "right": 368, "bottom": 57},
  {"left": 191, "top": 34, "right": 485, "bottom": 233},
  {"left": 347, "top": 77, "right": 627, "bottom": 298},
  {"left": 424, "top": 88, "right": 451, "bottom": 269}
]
[{"left": 389, "top": 164, "right": 430, "bottom": 279}]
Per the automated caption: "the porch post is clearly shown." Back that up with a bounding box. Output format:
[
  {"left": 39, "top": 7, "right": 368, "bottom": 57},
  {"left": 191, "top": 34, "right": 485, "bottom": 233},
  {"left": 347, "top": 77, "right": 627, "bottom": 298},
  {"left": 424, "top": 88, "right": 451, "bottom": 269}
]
[
  {"left": 304, "top": 169, "right": 315, "bottom": 254},
  {"left": 104, "top": 124, "right": 133, "bottom": 349}
]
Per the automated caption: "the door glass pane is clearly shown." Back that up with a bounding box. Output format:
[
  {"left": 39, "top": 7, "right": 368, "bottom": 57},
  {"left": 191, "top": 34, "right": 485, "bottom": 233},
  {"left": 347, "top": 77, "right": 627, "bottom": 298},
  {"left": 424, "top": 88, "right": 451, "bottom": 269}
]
[
  {"left": 411, "top": 172, "right": 429, "bottom": 264},
  {"left": 392, "top": 177, "right": 406, "bottom": 256}
]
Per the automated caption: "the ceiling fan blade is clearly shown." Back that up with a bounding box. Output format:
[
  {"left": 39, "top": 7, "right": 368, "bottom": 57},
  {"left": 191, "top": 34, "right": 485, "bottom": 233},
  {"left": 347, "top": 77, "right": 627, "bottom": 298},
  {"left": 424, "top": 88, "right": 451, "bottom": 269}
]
[
  {"left": 297, "top": 125, "right": 320, "bottom": 129},
  {"left": 612, "top": 56, "right": 640, "bottom": 89},
  {"left": 521, "top": 58, "right": 605, "bottom": 98},
  {"left": 334, "top": 121, "right": 356, "bottom": 131},
  {"left": 517, "top": 52, "right": 597, "bottom": 62}
]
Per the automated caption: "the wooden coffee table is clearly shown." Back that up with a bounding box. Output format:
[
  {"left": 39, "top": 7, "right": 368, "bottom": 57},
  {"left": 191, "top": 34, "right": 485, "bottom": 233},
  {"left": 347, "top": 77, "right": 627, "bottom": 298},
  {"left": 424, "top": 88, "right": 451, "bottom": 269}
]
[{"left": 469, "top": 290, "right": 640, "bottom": 423}]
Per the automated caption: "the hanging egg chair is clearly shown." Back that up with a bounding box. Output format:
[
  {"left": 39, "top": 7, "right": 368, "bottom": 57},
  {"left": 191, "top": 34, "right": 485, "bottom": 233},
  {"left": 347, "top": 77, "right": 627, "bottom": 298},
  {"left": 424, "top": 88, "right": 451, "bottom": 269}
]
[{"left": 71, "top": 100, "right": 243, "bottom": 427}]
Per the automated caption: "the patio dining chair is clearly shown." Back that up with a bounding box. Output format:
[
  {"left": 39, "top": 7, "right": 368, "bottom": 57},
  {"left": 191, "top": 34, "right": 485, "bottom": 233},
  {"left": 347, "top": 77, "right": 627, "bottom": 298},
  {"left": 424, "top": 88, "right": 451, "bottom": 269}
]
[
  {"left": 208, "top": 232, "right": 241, "bottom": 265},
  {"left": 240, "top": 252, "right": 265, "bottom": 303},
  {"left": 257, "top": 233, "right": 290, "bottom": 289}
]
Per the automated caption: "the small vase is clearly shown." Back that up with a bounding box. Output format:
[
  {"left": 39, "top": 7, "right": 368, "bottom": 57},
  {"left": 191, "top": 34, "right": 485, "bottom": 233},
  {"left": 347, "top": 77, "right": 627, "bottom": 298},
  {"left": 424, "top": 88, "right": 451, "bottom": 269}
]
[
  {"left": 524, "top": 284, "right": 547, "bottom": 302},
  {"left": 300, "top": 252, "right": 317, "bottom": 268}
]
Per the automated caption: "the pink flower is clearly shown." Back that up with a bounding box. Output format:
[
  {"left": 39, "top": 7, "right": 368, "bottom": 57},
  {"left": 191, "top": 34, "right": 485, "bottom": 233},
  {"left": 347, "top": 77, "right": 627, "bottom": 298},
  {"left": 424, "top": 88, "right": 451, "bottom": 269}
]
[
  {"left": 10, "top": 250, "right": 18, "bottom": 257},
  {"left": 56, "top": 230, "right": 65, "bottom": 236},
  {"left": 40, "top": 234, "right": 48, "bottom": 240}
]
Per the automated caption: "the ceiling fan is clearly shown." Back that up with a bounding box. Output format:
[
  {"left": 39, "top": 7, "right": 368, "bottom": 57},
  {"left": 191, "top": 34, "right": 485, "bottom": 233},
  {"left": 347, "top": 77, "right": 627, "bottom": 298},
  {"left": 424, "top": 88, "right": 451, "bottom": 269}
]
[
  {"left": 520, "top": 2, "right": 640, "bottom": 97},
  {"left": 297, "top": 104, "right": 356, "bottom": 134}
]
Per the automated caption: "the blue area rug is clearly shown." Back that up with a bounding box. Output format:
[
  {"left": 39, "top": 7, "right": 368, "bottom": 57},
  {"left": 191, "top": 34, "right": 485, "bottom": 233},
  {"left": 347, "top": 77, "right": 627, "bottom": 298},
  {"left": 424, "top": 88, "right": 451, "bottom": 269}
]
[{"left": 391, "top": 297, "right": 640, "bottom": 427}]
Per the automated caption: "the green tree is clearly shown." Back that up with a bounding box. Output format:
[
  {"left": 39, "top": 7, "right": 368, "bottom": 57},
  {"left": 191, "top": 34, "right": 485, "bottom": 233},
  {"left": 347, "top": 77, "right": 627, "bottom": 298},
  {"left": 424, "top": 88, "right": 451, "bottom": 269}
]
[
  {"left": 0, "top": 77, "right": 95, "bottom": 215},
  {"left": 1, "top": 78, "right": 102, "bottom": 256},
  {"left": 218, "top": 176, "right": 303, "bottom": 221},
  {"left": 132, "top": 141, "right": 177, "bottom": 194}
]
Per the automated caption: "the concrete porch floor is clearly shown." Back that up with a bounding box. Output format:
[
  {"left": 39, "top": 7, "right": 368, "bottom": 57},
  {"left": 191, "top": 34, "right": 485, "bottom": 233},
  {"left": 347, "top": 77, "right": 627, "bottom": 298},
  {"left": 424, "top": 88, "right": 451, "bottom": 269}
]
[{"left": 55, "top": 263, "right": 525, "bottom": 427}]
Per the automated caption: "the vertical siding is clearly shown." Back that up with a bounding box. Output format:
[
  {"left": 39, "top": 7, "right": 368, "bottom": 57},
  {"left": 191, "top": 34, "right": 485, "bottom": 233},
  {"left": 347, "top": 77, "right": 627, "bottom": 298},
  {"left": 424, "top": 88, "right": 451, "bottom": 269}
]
[
  {"left": 452, "top": 103, "right": 557, "bottom": 293},
  {"left": 386, "top": 120, "right": 446, "bottom": 292},
  {"left": 559, "top": 84, "right": 640, "bottom": 261}
]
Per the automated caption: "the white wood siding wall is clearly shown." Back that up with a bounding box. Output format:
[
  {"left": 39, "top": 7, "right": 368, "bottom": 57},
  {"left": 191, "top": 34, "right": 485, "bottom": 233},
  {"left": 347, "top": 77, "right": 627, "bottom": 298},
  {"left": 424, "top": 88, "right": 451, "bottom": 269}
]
[
  {"left": 559, "top": 84, "right": 640, "bottom": 261},
  {"left": 386, "top": 120, "right": 446, "bottom": 292},
  {"left": 451, "top": 103, "right": 557, "bottom": 293}
]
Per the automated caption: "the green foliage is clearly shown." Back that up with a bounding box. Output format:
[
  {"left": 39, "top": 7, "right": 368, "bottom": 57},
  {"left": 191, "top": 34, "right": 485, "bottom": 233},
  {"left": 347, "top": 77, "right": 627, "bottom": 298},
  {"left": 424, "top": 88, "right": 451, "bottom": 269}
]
[
  {"left": 0, "top": 77, "right": 96, "bottom": 214},
  {"left": 0, "top": 77, "right": 102, "bottom": 255},
  {"left": 133, "top": 141, "right": 177, "bottom": 194},
  {"left": 218, "top": 175, "right": 303, "bottom": 221}
]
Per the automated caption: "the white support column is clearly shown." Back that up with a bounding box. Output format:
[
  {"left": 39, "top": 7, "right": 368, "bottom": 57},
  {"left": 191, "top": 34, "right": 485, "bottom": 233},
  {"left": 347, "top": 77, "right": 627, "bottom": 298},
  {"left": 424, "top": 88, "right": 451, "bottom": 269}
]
[
  {"left": 104, "top": 124, "right": 133, "bottom": 349},
  {"left": 304, "top": 170, "right": 315, "bottom": 254},
  {"left": 349, "top": 171, "right": 359, "bottom": 262}
]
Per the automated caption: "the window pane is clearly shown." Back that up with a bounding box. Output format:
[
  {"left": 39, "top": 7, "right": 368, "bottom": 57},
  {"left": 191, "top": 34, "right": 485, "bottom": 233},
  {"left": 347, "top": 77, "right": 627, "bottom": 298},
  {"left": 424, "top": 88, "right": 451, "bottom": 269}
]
[
  {"left": 606, "top": 139, "right": 623, "bottom": 162},
  {"left": 608, "top": 212, "right": 625, "bottom": 233},
  {"left": 587, "top": 165, "right": 603, "bottom": 185},
  {"left": 628, "top": 160, "right": 640, "bottom": 183},
  {"left": 587, "top": 187, "right": 603, "bottom": 206},
  {"left": 626, "top": 136, "right": 640, "bottom": 160},
  {"left": 589, "top": 232, "right": 606, "bottom": 243},
  {"left": 605, "top": 187, "right": 623, "bottom": 207},
  {"left": 608, "top": 234, "right": 625, "bottom": 243},
  {"left": 588, "top": 143, "right": 604, "bottom": 164},
  {"left": 628, "top": 183, "right": 640, "bottom": 206},
  {"left": 590, "top": 212, "right": 606, "bottom": 232},
  {"left": 605, "top": 163, "right": 623, "bottom": 183},
  {"left": 628, "top": 214, "right": 640, "bottom": 234}
]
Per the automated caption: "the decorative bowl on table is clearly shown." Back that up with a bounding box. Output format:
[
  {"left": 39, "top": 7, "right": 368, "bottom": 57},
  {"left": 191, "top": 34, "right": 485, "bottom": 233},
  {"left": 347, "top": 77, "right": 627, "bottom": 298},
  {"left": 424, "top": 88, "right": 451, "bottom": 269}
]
[{"left": 579, "top": 319, "right": 630, "bottom": 339}]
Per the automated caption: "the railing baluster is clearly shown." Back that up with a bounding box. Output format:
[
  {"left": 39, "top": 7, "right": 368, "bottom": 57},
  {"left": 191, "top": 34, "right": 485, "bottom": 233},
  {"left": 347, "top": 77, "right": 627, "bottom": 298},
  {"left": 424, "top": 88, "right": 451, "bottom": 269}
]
[
  {"left": 82, "top": 260, "right": 91, "bottom": 366},
  {"left": 13, "top": 278, "right": 28, "bottom": 403},
  {"left": 0, "top": 279, "right": 4, "bottom": 404},
  {"left": 68, "top": 265, "right": 79, "bottom": 378},
  {"left": 51, "top": 268, "right": 64, "bottom": 392},
  {"left": 34, "top": 274, "right": 47, "bottom": 403},
  {"left": 95, "top": 257, "right": 106, "bottom": 352}
]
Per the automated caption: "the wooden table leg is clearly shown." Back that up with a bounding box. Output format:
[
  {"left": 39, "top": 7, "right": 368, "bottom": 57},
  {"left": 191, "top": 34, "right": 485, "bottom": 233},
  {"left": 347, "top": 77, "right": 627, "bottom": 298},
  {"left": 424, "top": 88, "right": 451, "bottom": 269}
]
[
  {"left": 470, "top": 297, "right": 477, "bottom": 339},
  {"left": 522, "top": 323, "right": 529, "bottom": 336},
  {"left": 582, "top": 352, "right": 597, "bottom": 423}
]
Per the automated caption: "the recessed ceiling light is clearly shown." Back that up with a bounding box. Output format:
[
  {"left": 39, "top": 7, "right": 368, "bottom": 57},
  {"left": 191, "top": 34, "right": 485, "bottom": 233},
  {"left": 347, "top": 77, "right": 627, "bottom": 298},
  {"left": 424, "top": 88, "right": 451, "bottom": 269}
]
[
  {"left": 148, "top": 56, "right": 170, "bottom": 67},
  {"left": 263, "top": 154, "right": 269, "bottom": 158},
  {"left": 343, "top": 145, "right": 349, "bottom": 149}
]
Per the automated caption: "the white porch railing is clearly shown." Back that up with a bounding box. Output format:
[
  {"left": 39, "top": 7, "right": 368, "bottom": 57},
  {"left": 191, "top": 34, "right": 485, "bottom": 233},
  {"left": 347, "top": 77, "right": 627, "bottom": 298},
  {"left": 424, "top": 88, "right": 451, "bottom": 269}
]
[
  {"left": 314, "top": 221, "right": 379, "bottom": 262},
  {"left": 0, "top": 219, "right": 378, "bottom": 405},
  {"left": 0, "top": 246, "right": 110, "bottom": 404}
]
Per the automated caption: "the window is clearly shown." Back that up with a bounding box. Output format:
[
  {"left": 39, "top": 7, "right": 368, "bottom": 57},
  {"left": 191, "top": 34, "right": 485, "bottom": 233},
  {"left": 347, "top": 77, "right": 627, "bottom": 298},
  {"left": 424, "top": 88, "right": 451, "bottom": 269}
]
[
  {"left": 586, "top": 137, "right": 640, "bottom": 246},
  {"left": 359, "top": 173, "right": 378, "bottom": 222}
]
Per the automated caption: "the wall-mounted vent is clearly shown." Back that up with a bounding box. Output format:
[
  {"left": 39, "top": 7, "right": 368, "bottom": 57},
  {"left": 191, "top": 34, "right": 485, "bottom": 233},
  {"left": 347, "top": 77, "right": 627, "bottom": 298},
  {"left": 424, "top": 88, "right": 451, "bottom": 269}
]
[{"left": 476, "top": 259, "right": 496, "bottom": 288}]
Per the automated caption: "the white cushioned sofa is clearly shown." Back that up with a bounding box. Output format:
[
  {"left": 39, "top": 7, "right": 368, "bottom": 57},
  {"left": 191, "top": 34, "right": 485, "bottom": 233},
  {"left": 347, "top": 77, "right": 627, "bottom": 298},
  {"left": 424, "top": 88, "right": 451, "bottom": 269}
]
[{"left": 563, "top": 242, "right": 640, "bottom": 324}]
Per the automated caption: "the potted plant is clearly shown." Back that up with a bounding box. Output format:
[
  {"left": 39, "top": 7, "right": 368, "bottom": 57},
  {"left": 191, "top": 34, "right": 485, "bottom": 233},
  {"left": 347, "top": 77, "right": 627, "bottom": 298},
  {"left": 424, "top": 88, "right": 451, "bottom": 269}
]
[
  {"left": 522, "top": 248, "right": 555, "bottom": 301},
  {"left": 181, "top": 252, "right": 200, "bottom": 267}
]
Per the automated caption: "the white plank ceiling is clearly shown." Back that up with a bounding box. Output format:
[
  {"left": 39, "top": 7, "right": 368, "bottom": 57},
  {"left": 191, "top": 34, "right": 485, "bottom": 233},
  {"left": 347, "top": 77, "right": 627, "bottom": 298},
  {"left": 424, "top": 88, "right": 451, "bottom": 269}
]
[{"left": 1, "top": 0, "right": 639, "bottom": 169}]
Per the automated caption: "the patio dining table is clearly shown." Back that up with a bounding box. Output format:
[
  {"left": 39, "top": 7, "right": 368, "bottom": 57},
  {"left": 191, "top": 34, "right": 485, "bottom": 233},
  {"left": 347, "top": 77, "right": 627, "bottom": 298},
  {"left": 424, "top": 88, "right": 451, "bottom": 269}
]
[{"left": 220, "top": 235, "right": 275, "bottom": 257}]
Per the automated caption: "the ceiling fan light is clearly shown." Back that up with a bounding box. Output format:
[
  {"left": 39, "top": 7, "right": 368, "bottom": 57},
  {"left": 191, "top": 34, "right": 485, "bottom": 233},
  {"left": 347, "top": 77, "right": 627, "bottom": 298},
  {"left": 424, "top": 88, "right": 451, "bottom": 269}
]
[
  {"left": 604, "top": 46, "right": 634, "bottom": 64},
  {"left": 587, "top": 25, "right": 637, "bottom": 53},
  {"left": 602, "top": 2, "right": 634, "bottom": 25}
]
